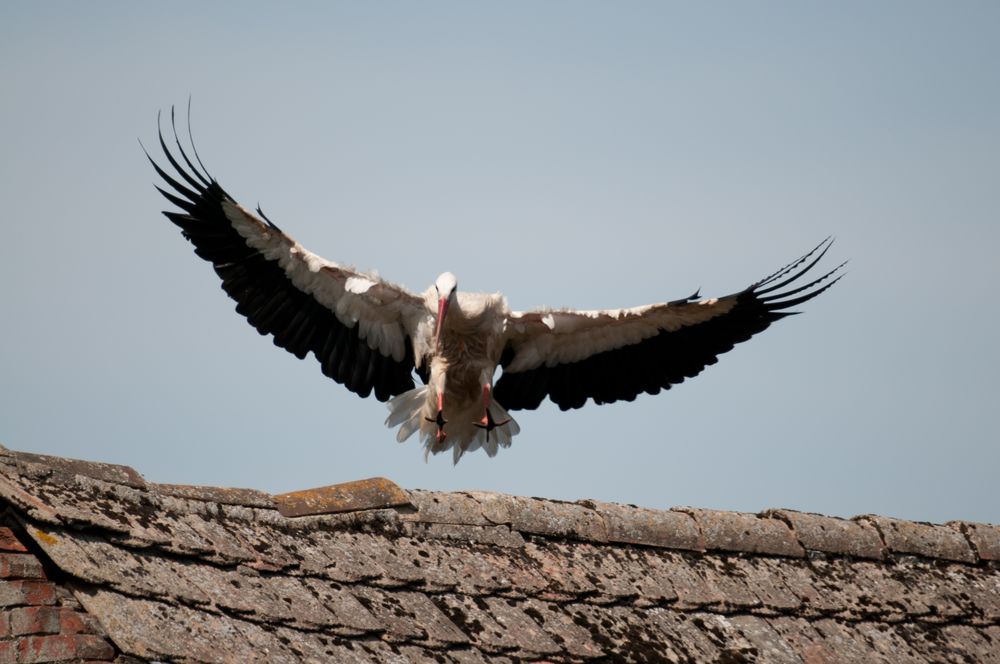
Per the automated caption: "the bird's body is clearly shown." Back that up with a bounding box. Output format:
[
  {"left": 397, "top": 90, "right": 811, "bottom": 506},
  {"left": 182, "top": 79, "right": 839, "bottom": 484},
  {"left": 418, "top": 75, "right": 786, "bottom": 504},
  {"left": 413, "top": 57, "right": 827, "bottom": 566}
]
[{"left": 147, "top": 110, "right": 843, "bottom": 462}]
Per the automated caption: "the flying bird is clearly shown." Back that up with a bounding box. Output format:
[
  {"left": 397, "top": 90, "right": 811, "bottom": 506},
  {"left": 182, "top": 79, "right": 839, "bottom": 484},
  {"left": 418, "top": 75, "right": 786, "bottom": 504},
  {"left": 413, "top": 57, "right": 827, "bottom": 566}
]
[{"left": 146, "top": 111, "right": 844, "bottom": 463}]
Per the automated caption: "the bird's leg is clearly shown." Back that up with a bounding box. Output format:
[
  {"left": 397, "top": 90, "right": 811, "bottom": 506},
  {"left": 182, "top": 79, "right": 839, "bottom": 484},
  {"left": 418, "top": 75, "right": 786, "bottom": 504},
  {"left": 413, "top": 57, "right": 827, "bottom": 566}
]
[
  {"left": 473, "top": 383, "right": 510, "bottom": 442},
  {"left": 425, "top": 391, "right": 448, "bottom": 443}
]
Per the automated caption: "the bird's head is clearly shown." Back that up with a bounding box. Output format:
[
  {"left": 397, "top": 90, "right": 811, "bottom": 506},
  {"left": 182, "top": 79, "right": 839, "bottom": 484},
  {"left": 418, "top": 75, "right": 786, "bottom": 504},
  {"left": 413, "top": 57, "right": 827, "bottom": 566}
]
[{"left": 434, "top": 272, "right": 458, "bottom": 348}]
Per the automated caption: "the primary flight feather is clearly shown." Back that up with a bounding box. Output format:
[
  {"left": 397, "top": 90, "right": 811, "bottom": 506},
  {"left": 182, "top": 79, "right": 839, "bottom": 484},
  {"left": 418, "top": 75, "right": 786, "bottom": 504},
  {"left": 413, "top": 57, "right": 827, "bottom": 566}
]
[{"left": 146, "top": 109, "right": 844, "bottom": 463}]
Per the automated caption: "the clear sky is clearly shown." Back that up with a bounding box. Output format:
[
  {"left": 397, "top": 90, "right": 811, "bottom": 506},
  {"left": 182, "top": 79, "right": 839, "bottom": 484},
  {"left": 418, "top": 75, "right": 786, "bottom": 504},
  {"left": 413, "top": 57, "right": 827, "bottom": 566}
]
[{"left": 2, "top": 2, "right": 998, "bottom": 524}]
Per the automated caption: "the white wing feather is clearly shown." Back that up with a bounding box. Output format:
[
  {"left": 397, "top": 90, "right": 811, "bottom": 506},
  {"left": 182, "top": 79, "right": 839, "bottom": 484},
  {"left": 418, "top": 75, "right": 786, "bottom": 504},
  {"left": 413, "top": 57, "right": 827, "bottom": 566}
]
[
  {"left": 222, "top": 200, "right": 429, "bottom": 362},
  {"left": 503, "top": 298, "right": 735, "bottom": 372}
]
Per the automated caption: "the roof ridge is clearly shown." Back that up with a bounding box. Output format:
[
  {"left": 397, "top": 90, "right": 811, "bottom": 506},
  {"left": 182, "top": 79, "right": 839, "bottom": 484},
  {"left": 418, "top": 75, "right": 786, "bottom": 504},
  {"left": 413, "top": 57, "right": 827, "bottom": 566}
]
[{"left": 1, "top": 444, "right": 996, "bottom": 566}]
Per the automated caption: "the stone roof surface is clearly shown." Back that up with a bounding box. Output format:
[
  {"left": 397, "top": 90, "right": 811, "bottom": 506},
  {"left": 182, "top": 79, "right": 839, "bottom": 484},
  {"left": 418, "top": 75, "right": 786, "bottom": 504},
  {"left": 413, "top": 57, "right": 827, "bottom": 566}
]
[{"left": 0, "top": 443, "right": 998, "bottom": 663}]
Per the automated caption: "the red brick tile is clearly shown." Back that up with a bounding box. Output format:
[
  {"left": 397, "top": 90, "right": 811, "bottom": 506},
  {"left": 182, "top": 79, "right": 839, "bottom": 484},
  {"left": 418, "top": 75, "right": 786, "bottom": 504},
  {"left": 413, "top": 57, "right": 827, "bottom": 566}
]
[
  {"left": 0, "top": 553, "right": 46, "bottom": 580},
  {"left": 9, "top": 606, "right": 62, "bottom": 635},
  {"left": 0, "top": 528, "right": 28, "bottom": 553},
  {"left": 0, "top": 580, "right": 56, "bottom": 607},
  {"left": 6, "top": 605, "right": 102, "bottom": 637},
  {"left": 15, "top": 634, "right": 115, "bottom": 662}
]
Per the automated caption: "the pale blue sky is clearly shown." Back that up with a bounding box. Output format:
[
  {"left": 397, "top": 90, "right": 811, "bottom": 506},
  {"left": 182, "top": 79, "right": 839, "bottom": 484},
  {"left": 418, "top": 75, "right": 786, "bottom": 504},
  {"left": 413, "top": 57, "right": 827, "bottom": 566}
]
[{"left": 2, "top": 2, "right": 998, "bottom": 523}]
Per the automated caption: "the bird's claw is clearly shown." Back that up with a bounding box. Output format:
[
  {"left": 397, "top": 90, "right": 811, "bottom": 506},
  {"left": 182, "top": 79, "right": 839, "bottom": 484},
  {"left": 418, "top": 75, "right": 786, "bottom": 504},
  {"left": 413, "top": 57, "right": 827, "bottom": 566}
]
[
  {"left": 425, "top": 409, "right": 448, "bottom": 428},
  {"left": 426, "top": 409, "right": 448, "bottom": 443},
  {"left": 473, "top": 410, "right": 511, "bottom": 442}
]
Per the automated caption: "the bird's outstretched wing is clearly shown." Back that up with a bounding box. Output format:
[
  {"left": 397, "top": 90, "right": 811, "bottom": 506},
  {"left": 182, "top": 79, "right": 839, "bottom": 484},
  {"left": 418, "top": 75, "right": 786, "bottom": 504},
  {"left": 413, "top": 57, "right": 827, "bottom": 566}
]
[
  {"left": 494, "top": 239, "right": 843, "bottom": 411},
  {"left": 145, "top": 109, "right": 430, "bottom": 401}
]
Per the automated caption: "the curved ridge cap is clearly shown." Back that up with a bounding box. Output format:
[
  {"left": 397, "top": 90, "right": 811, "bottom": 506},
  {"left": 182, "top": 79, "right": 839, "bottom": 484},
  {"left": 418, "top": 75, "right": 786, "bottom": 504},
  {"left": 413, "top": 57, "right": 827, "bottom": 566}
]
[{"left": 403, "top": 489, "right": 993, "bottom": 565}]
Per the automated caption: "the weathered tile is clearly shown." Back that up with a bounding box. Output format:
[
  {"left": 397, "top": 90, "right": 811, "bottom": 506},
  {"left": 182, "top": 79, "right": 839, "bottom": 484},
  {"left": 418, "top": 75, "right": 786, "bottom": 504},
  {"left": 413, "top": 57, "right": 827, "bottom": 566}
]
[
  {"left": 271, "top": 627, "right": 377, "bottom": 663},
  {"left": 431, "top": 593, "right": 562, "bottom": 655},
  {"left": 857, "top": 515, "right": 975, "bottom": 564},
  {"left": 645, "top": 551, "right": 725, "bottom": 609},
  {"left": 767, "top": 559, "right": 834, "bottom": 615},
  {"left": 471, "top": 492, "right": 607, "bottom": 542},
  {"left": 949, "top": 521, "right": 1000, "bottom": 562},
  {"left": 679, "top": 508, "right": 805, "bottom": 557},
  {"left": 482, "top": 596, "right": 562, "bottom": 656},
  {"left": 769, "top": 509, "right": 886, "bottom": 559},
  {"left": 611, "top": 548, "right": 678, "bottom": 605},
  {"left": 12, "top": 451, "right": 145, "bottom": 489},
  {"left": 0, "top": 476, "right": 62, "bottom": 524},
  {"left": 403, "top": 522, "right": 525, "bottom": 548},
  {"left": 28, "top": 527, "right": 210, "bottom": 606},
  {"left": 728, "top": 614, "right": 805, "bottom": 663},
  {"left": 768, "top": 616, "right": 875, "bottom": 664},
  {"left": 74, "top": 589, "right": 255, "bottom": 662},
  {"left": 808, "top": 557, "right": 920, "bottom": 620},
  {"left": 853, "top": 622, "right": 931, "bottom": 664},
  {"left": 688, "top": 556, "right": 762, "bottom": 611},
  {"left": 518, "top": 599, "right": 605, "bottom": 659},
  {"left": 381, "top": 536, "right": 545, "bottom": 596},
  {"left": 729, "top": 556, "right": 802, "bottom": 612},
  {"left": 405, "top": 491, "right": 490, "bottom": 526},
  {"left": 304, "top": 531, "right": 387, "bottom": 583},
  {"left": 565, "top": 603, "right": 697, "bottom": 662},
  {"left": 932, "top": 624, "right": 1000, "bottom": 664},
  {"left": 579, "top": 499, "right": 704, "bottom": 551},
  {"left": 443, "top": 648, "right": 512, "bottom": 664},
  {"left": 809, "top": 618, "right": 893, "bottom": 663},
  {"left": 943, "top": 564, "right": 1000, "bottom": 621},
  {"left": 523, "top": 539, "right": 639, "bottom": 602},
  {"left": 349, "top": 586, "right": 467, "bottom": 645},
  {"left": 301, "top": 577, "right": 383, "bottom": 634},
  {"left": 154, "top": 482, "right": 277, "bottom": 509}
]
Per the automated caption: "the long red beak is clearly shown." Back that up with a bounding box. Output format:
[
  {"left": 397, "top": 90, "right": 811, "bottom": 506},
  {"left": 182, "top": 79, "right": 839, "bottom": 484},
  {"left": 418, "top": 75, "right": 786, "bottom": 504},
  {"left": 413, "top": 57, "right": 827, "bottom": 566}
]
[{"left": 434, "top": 297, "right": 449, "bottom": 348}]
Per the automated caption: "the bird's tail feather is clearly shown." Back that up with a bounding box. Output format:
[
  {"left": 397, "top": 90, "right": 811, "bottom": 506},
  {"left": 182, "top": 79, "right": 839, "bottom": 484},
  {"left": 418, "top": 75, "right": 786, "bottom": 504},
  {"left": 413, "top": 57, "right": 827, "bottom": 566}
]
[{"left": 384, "top": 387, "right": 520, "bottom": 463}]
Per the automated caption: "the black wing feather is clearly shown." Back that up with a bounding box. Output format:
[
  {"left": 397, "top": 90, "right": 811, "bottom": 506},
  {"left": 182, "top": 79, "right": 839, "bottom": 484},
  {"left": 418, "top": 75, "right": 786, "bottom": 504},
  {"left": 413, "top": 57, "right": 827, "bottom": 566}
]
[
  {"left": 149, "top": 109, "right": 416, "bottom": 401},
  {"left": 494, "top": 239, "right": 843, "bottom": 411}
]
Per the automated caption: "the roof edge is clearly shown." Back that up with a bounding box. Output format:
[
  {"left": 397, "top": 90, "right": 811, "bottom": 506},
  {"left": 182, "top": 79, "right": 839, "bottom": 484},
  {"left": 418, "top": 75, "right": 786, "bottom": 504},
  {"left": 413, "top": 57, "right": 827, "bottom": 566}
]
[{"left": 1, "top": 443, "right": 996, "bottom": 566}]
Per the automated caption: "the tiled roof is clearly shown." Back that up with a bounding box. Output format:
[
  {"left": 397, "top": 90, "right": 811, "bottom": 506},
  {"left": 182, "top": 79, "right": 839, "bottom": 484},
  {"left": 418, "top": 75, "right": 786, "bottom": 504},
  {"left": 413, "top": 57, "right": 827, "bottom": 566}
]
[{"left": 0, "top": 443, "right": 998, "bottom": 663}]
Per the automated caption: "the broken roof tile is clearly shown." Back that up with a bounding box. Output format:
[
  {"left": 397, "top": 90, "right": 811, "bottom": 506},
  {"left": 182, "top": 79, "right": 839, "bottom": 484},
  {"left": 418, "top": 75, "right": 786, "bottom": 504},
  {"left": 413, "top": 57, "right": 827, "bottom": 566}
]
[
  {"left": 767, "top": 508, "right": 886, "bottom": 559},
  {"left": 949, "top": 520, "right": 1000, "bottom": 561},
  {"left": 857, "top": 514, "right": 976, "bottom": 563},
  {"left": 678, "top": 507, "right": 805, "bottom": 557}
]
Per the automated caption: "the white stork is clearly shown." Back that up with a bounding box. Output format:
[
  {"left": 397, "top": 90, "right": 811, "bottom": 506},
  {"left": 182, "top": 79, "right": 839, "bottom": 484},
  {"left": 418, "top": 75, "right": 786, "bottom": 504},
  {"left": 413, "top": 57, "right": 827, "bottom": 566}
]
[{"left": 147, "top": 111, "right": 844, "bottom": 463}]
